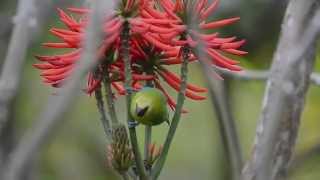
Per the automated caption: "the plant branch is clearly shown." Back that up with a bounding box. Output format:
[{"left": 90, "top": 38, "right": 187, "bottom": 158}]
[
  {"left": 215, "top": 68, "right": 320, "bottom": 86},
  {"left": 122, "top": 20, "right": 147, "bottom": 180},
  {"left": 144, "top": 126, "right": 152, "bottom": 164},
  {"left": 103, "top": 69, "right": 119, "bottom": 124},
  {"left": 0, "top": 0, "right": 35, "bottom": 140},
  {"left": 206, "top": 77, "right": 243, "bottom": 180},
  {"left": 1, "top": 1, "right": 114, "bottom": 180},
  {"left": 242, "top": 1, "right": 320, "bottom": 180},
  {"left": 151, "top": 45, "right": 189, "bottom": 179},
  {"left": 144, "top": 79, "right": 153, "bottom": 171},
  {"left": 94, "top": 86, "right": 112, "bottom": 137}
]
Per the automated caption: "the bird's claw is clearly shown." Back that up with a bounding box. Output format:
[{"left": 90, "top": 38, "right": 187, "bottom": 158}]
[{"left": 128, "top": 121, "right": 139, "bottom": 128}]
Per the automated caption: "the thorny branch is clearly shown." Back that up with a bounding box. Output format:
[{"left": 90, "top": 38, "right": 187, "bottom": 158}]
[
  {"left": 242, "top": 1, "right": 320, "bottom": 180},
  {"left": 1, "top": 1, "right": 114, "bottom": 180}
]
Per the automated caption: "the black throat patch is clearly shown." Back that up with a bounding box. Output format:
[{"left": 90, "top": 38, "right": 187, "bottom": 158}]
[{"left": 136, "top": 104, "right": 149, "bottom": 117}]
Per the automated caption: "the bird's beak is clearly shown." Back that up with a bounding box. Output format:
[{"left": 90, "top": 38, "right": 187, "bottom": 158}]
[{"left": 136, "top": 104, "right": 149, "bottom": 117}]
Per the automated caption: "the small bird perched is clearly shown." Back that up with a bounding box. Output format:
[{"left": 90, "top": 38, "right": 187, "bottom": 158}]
[{"left": 130, "top": 87, "right": 169, "bottom": 126}]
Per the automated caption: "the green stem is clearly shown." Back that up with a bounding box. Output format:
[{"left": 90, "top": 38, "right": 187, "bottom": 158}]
[
  {"left": 144, "top": 76, "right": 154, "bottom": 172},
  {"left": 144, "top": 126, "right": 152, "bottom": 162},
  {"left": 122, "top": 20, "right": 148, "bottom": 180},
  {"left": 103, "top": 71, "right": 119, "bottom": 125},
  {"left": 151, "top": 46, "right": 189, "bottom": 179},
  {"left": 94, "top": 87, "right": 111, "bottom": 137}
]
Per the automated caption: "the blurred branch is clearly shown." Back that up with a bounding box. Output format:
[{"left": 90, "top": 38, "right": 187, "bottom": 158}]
[
  {"left": 2, "top": 1, "right": 114, "bottom": 180},
  {"left": 242, "top": 1, "right": 320, "bottom": 180},
  {"left": 0, "top": 0, "right": 36, "bottom": 138},
  {"left": 188, "top": 7, "right": 243, "bottom": 180},
  {"left": 206, "top": 78, "right": 243, "bottom": 180},
  {"left": 216, "top": 68, "right": 320, "bottom": 86}
]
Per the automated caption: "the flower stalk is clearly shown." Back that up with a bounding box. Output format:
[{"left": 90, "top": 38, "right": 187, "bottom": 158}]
[
  {"left": 94, "top": 85, "right": 112, "bottom": 137},
  {"left": 122, "top": 19, "right": 148, "bottom": 180},
  {"left": 151, "top": 44, "right": 190, "bottom": 179},
  {"left": 144, "top": 126, "right": 152, "bottom": 167},
  {"left": 102, "top": 66, "right": 119, "bottom": 124}
]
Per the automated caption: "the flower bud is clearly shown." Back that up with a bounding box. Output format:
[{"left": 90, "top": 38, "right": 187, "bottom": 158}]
[{"left": 107, "top": 124, "right": 133, "bottom": 173}]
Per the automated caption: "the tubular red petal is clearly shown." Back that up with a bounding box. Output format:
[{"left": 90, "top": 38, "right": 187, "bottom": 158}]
[
  {"left": 50, "top": 28, "right": 80, "bottom": 37},
  {"left": 43, "top": 71, "right": 71, "bottom": 82},
  {"left": 158, "top": 71, "right": 206, "bottom": 100},
  {"left": 200, "top": 0, "right": 219, "bottom": 20},
  {"left": 154, "top": 79, "right": 188, "bottom": 113},
  {"left": 159, "top": 31, "right": 180, "bottom": 40},
  {"left": 207, "top": 49, "right": 241, "bottom": 71},
  {"left": 132, "top": 74, "right": 154, "bottom": 81},
  {"left": 143, "top": 33, "right": 172, "bottom": 50},
  {"left": 112, "top": 82, "right": 126, "bottom": 95},
  {"left": 40, "top": 65, "right": 73, "bottom": 76},
  {"left": 223, "top": 49, "right": 248, "bottom": 55},
  {"left": 104, "top": 18, "right": 123, "bottom": 34},
  {"left": 200, "top": 17, "right": 240, "bottom": 29},
  {"left": 210, "top": 36, "right": 236, "bottom": 44},
  {"left": 86, "top": 79, "right": 102, "bottom": 94},
  {"left": 141, "top": 18, "right": 179, "bottom": 25},
  {"left": 145, "top": 6, "right": 166, "bottom": 19},
  {"left": 161, "top": 69, "right": 207, "bottom": 93},
  {"left": 221, "top": 40, "right": 246, "bottom": 49},
  {"left": 67, "top": 7, "right": 90, "bottom": 14},
  {"left": 159, "top": 0, "right": 181, "bottom": 20},
  {"left": 33, "top": 63, "right": 56, "bottom": 70},
  {"left": 42, "top": 42, "right": 73, "bottom": 48}
]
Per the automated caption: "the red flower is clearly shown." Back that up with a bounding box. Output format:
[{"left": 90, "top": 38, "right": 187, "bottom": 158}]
[
  {"left": 155, "top": 0, "right": 247, "bottom": 72},
  {"left": 34, "top": 0, "right": 245, "bottom": 111}
]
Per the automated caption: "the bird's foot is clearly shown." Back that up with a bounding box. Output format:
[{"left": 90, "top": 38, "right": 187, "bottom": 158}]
[{"left": 128, "top": 121, "right": 139, "bottom": 128}]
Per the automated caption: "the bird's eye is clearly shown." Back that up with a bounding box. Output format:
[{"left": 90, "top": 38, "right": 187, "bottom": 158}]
[{"left": 136, "top": 104, "right": 149, "bottom": 117}]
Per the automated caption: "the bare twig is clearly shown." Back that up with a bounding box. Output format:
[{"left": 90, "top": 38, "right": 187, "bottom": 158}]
[
  {"left": 2, "top": 1, "right": 114, "bottom": 180},
  {"left": 216, "top": 68, "right": 320, "bottom": 86},
  {"left": 242, "top": 1, "right": 320, "bottom": 180}
]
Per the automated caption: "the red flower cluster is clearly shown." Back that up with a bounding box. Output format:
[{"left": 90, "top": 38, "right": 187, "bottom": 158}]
[{"left": 34, "top": 0, "right": 246, "bottom": 111}]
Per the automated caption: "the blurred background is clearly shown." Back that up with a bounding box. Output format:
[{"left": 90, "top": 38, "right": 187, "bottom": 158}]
[{"left": 1, "top": 0, "right": 320, "bottom": 179}]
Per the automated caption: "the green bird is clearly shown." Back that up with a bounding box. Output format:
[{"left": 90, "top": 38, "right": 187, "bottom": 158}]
[{"left": 130, "top": 87, "right": 169, "bottom": 126}]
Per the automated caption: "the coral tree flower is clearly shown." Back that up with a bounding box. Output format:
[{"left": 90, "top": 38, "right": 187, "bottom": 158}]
[
  {"left": 33, "top": 0, "right": 246, "bottom": 111},
  {"left": 155, "top": 0, "right": 248, "bottom": 72}
]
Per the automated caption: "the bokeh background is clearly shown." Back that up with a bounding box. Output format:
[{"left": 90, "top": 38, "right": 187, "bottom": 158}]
[{"left": 1, "top": 0, "right": 320, "bottom": 179}]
